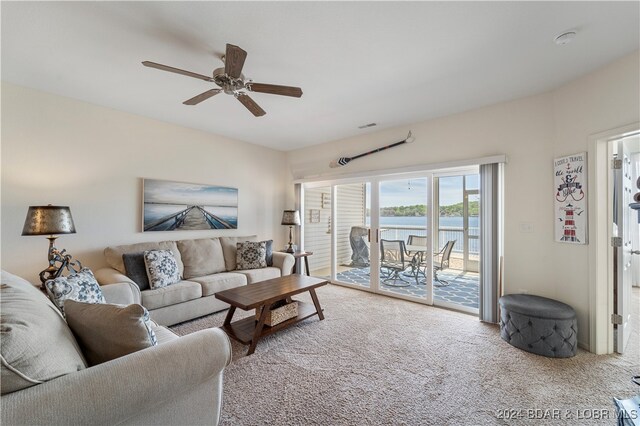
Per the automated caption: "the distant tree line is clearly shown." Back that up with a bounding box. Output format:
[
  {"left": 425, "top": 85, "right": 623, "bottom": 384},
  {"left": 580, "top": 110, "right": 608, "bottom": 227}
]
[
  {"left": 440, "top": 201, "right": 479, "bottom": 217},
  {"left": 370, "top": 201, "right": 479, "bottom": 217}
]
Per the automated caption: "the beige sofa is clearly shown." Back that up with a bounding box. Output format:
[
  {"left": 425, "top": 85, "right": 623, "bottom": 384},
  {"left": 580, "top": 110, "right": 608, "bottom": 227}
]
[
  {"left": 95, "top": 236, "right": 295, "bottom": 326},
  {"left": 1, "top": 270, "right": 231, "bottom": 426}
]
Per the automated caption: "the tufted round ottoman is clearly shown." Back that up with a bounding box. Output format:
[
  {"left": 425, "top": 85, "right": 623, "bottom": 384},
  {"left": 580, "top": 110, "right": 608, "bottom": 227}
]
[{"left": 499, "top": 294, "right": 577, "bottom": 358}]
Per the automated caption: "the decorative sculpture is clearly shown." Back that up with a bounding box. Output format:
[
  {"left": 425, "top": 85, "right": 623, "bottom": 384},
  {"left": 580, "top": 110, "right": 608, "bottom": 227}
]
[{"left": 349, "top": 226, "right": 370, "bottom": 267}]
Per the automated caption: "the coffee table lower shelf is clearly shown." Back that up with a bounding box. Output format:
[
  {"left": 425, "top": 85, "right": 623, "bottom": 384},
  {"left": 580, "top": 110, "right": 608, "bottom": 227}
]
[{"left": 222, "top": 301, "right": 321, "bottom": 345}]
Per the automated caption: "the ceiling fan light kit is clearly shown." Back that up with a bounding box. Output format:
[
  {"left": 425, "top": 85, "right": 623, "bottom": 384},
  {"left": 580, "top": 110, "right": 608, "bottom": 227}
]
[{"left": 142, "top": 43, "right": 303, "bottom": 117}]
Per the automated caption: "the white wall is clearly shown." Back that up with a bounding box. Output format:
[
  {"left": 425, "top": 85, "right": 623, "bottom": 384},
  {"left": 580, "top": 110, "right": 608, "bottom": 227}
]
[
  {"left": 1, "top": 83, "right": 289, "bottom": 282},
  {"left": 551, "top": 52, "right": 639, "bottom": 348},
  {"left": 286, "top": 51, "right": 640, "bottom": 349}
]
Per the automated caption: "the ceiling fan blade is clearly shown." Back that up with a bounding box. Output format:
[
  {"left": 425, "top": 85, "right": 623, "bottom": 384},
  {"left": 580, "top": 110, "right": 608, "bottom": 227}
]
[
  {"left": 247, "top": 82, "right": 303, "bottom": 98},
  {"left": 183, "top": 89, "right": 222, "bottom": 105},
  {"left": 142, "top": 61, "right": 214, "bottom": 82},
  {"left": 236, "top": 94, "right": 266, "bottom": 117},
  {"left": 224, "top": 44, "right": 247, "bottom": 79}
]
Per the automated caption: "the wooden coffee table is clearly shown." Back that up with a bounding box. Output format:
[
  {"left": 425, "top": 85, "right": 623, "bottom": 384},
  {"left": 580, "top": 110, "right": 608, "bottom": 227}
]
[{"left": 214, "top": 274, "right": 328, "bottom": 355}]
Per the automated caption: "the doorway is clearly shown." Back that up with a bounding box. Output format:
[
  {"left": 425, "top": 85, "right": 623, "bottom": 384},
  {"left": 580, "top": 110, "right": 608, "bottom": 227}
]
[
  {"left": 612, "top": 134, "right": 640, "bottom": 353},
  {"left": 589, "top": 123, "right": 640, "bottom": 354}
]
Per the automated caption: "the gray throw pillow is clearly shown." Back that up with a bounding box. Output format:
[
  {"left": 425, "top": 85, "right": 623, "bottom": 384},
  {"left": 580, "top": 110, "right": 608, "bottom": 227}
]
[
  {"left": 44, "top": 268, "right": 106, "bottom": 316},
  {"left": 64, "top": 300, "right": 158, "bottom": 366},
  {"left": 122, "top": 252, "right": 150, "bottom": 291},
  {"left": 1, "top": 270, "right": 86, "bottom": 395},
  {"left": 236, "top": 241, "right": 267, "bottom": 270},
  {"left": 263, "top": 240, "right": 273, "bottom": 266}
]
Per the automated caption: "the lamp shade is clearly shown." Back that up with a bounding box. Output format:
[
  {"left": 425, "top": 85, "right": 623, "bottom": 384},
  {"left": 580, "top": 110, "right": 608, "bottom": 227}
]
[
  {"left": 22, "top": 205, "right": 76, "bottom": 236},
  {"left": 281, "top": 210, "right": 301, "bottom": 226}
]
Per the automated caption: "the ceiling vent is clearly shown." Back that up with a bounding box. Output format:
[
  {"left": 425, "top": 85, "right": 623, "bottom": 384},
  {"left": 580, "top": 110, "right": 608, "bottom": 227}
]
[
  {"left": 554, "top": 31, "right": 576, "bottom": 45},
  {"left": 358, "top": 122, "right": 377, "bottom": 129}
]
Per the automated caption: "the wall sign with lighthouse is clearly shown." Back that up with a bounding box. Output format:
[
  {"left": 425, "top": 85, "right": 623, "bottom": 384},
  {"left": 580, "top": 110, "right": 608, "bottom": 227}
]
[{"left": 554, "top": 152, "right": 587, "bottom": 244}]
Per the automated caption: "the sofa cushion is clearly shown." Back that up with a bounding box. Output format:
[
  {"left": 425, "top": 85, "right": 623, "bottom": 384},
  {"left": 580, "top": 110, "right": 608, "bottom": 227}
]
[
  {"left": 1, "top": 270, "right": 86, "bottom": 395},
  {"left": 189, "top": 273, "right": 247, "bottom": 297},
  {"left": 64, "top": 300, "right": 158, "bottom": 366},
  {"left": 122, "top": 252, "right": 151, "bottom": 291},
  {"left": 177, "top": 238, "right": 226, "bottom": 279},
  {"left": 220, "top": 236, "right": 257, "bottom": 271},
  {"left": 44, "top": 268, "right": 106, "bottom": 316},
  {"left": 141, "top": 280, "right": 202, "bottom": 310},
  {"left": 236, "top": 241, "right": 267, "bottom": 270},
  {"left": 104, "top": 241, "right": 184, "bottom": 278},
  {"left": 235, "top": 267, "right": 282, "bottom": 284},
  {"left": 144, "top": 250, "right": 181, "bottom": 289}
]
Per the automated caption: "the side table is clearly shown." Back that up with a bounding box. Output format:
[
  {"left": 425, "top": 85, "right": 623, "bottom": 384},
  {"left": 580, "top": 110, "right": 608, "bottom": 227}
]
[{"left": 283, "top": 251, "right": 313, "bottom": 276}]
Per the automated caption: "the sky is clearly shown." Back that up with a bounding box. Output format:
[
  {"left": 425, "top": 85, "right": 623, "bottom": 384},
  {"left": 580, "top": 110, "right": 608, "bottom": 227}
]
[
  {"left": 144, "top": 179, "right": 238, "bottom": 206},
  {"left": 366, "top": 174, "right": 478, "bottom": 207}
]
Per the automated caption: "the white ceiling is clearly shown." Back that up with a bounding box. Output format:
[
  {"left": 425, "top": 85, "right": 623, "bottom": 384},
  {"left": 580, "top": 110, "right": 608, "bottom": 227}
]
[{"left": 2, "top": 2, "right": 638, "bottom": 151}]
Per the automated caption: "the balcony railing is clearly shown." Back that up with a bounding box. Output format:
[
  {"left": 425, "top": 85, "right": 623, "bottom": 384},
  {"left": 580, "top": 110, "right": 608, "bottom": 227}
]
[{"left": 380, "top": 225, "right": 479, "bottom": 255}]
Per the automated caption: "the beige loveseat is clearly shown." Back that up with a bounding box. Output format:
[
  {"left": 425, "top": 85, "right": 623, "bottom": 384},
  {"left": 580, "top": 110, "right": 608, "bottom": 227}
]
[
  {"left": 1, "top": 270, "right": 231, "bottom": 426},
  {"left": 95, "top": 236, "right": 295, "bottom": 326}
]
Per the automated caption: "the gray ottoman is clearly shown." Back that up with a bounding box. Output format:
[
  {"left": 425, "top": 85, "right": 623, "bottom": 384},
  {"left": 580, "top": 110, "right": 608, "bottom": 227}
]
[{"left": 499, "top": 294, "right": 577, "bottom": 358}]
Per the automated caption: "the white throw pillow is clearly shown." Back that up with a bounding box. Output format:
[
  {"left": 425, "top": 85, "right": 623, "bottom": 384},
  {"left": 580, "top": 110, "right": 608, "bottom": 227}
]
[
  {"left": 44, "top": 268, "right": 106, "bottom": 316},
  {"left": 144, "top": 249, "right": 181, "bottom": 289}
]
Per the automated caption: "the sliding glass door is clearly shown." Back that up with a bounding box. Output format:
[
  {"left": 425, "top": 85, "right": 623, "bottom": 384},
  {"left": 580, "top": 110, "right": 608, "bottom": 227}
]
[
  {"left": 300, "top": 167, "right": 480, "bottom": 313},
  {"left": 434, "top": 172, "right": 480, "bottom": 312},
  {"left": 302, "top": 185, "right": 332, "bottom": 279},
  {"left": 334, "top": 182, "right": 372, "bottom": 289},
  {"left": 378, "top": 177, "right": 429, "bottom": 302}
]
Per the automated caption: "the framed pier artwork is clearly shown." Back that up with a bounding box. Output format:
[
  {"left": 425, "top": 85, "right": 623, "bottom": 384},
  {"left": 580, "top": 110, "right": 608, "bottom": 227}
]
[
  {"left": 143, "top": 179, "right": 238, "bottom": 232},
  {"left": 554, "top": 152, "right": 587, "bottom": 244}
]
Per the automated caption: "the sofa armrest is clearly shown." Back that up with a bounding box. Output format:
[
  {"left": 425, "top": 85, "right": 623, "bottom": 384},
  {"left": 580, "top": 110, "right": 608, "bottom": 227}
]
[
  {"left": 272, "top": 252, "right": 295, "bottom": 276},
  {"left": 100, "top": 282, "right": 137, "bottom": 305},
  {"left": 94, "top": 267, "right": 141, "bottom": 304},
  {"left": 1, "top": 328, "right": 232, "bottom": 426}
]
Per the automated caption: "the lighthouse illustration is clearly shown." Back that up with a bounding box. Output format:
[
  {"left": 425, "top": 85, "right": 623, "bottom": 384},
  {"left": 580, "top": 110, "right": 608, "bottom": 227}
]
[
  {"left": 554, "top": 152, "right": 587, "bottom": 244},
  {"left": 559, "top": 203, "right": 582, "bottom": 242}
]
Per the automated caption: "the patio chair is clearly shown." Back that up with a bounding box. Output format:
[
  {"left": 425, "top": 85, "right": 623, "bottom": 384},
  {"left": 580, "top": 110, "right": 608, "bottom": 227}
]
[
  {"left": 434, "top": 240, "right": 456, "bottom": 287},
  {"left": 406, "top": 235, "right": 427, "bottom": 280},
  {"left": 380, "top": 239, "right": 416, "bottom": 287}
]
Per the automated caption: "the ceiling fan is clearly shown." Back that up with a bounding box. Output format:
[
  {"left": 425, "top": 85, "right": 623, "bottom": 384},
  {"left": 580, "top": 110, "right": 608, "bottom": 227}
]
[{"left": 142, "top": 43, "right": 303, "bottom": 117}]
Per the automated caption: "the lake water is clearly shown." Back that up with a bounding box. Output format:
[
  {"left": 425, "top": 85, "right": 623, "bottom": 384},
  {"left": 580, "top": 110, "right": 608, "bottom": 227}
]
[
  {"left": 363, "top": 215, "right": 479, "bottom": 252},
  {"left": 368, "top": 216, "right": 478, "bottom": 228}
]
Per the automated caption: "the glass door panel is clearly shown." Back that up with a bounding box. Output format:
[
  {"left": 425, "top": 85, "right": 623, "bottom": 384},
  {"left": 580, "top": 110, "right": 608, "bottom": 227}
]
[
  {"left": 465, "top": 191, "right": 480, "bottom": 272},
  {"left": 301, "top": 167, "right": 479, "bottom": 315},
  {"left": 435, "top": 173, "right": 479, "bottom": 313},
  {"left": 378, "top": 177, "right": 428, "bottom": 300},
  {"left": 334, "top": 182, "right": 372, "bottom": 288},
  {"left": 303, "top": 186, "right": 332, "bottom": 279}
]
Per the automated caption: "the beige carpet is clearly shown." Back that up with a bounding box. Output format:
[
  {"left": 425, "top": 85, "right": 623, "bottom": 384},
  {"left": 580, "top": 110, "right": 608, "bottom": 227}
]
[{"left": 171, "top": 284, "right": 639, "bottom": 425}]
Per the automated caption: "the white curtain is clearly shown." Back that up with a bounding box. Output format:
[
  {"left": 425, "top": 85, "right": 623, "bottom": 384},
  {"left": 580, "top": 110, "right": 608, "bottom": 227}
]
[{"left": 479, "top": 163, "right": 504, "bottom": 323}]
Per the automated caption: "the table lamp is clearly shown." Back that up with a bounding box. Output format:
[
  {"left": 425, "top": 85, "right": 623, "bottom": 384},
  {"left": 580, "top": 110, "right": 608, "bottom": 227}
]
[
  {"left": 281, "top": 210, "right": 301, "bottom": 253},
  {"left": 22, "top": 205, "right": 77, "bottom": 286}
]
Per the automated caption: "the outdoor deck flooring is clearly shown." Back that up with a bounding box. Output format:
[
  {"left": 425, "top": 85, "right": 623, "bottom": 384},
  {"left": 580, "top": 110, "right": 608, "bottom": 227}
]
[{"left": 331, "top": 266, "right": 479, "bottom": 309}]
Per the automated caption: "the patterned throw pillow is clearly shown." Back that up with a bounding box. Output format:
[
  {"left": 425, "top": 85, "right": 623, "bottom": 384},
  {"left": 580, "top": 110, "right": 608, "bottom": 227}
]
[
  {"left": 236, "top": 241, "right": 267, "bottom": 270},
  {"left": 144, "top": 249, "right": 181, "bottom": 289},
  {"left": 44, "top": 268, "right": 106, "bottom": 316}
]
